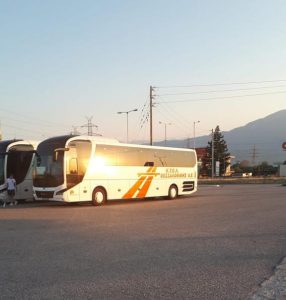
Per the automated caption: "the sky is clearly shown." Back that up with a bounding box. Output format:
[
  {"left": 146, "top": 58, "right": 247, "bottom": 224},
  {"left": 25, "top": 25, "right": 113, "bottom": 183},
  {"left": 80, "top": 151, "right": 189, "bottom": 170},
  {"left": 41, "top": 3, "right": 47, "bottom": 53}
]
[{"left": 0, "top": 0, "right": 286, "bottom": 143}]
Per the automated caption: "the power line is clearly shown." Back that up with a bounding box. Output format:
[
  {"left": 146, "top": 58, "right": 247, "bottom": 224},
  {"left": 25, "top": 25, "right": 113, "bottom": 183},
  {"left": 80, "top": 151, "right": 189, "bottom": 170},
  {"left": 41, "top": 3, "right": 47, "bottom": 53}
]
[
  {"left": 155, "top": 84, "right": 286, "bottom": 97},
  {"left": 0, "top": 116, "right": 66, "bottom": 129},
  {"left": 157, "top": 104, "right": 191, "bottom": 137},
  {"left": 0, "top": 108, "right": 70, "bottom": 127},
  {"left": 2, "top": 123, "right": 48, "bottom": 135},
  {"left": 155, "top": 79, "right": 286, "bottom": 89},
  {"left": 155, "top": 90, "right": 286, "bottom": 104},
  {"left": 132, "top": 100, "right": 150, "bottom": 142}
]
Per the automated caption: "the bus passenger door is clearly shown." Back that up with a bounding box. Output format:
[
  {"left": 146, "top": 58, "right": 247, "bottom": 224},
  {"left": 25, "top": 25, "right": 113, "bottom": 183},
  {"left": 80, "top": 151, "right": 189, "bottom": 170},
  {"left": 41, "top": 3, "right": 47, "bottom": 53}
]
[
  {"left": 66, "top": 156, "right": 80, "bottom": 202},
  {"left": 66, "top": 140, "right": 92, "bottom": 202}
]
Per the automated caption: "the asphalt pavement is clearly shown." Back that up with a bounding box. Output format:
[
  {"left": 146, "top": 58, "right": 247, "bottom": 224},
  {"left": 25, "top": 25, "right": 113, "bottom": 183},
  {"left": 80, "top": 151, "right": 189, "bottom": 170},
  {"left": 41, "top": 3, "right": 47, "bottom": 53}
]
[{"left": 1, "top": 184, "right": 286, "bottom": 299}]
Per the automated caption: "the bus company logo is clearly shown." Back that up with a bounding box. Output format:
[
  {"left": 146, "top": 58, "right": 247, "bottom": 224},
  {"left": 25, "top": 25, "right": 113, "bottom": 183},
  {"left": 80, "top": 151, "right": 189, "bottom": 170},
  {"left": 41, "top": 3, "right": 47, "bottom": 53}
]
[
  {"left": 122, "top": 167, "right": 160, "bottom": 199},
  {"left": 161, "top": 168, "right": 189, "bottom": 179}
]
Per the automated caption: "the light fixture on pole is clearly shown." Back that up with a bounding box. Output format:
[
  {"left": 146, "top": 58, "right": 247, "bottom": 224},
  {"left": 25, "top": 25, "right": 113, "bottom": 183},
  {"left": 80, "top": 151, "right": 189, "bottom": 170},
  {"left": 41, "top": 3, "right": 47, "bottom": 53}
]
[
  {"left": 159, "top": 121, "right": 172, "bottom": 146},
  {"left": 193, "top": 120, "right": 200, "bottom": 149},
  {"left": 117, "top": 109, "right": 138, "bottom": 143}
]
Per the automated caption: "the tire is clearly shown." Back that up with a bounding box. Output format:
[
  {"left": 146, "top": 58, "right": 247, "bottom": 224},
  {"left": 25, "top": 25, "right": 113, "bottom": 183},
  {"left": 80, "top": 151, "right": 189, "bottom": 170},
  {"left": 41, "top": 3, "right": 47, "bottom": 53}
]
[
  {"left": 92, "top": 187, "right": 107, "bottom": 206},
  {"left": 168, "top": 184, "right": 178, "bottom": 200}
]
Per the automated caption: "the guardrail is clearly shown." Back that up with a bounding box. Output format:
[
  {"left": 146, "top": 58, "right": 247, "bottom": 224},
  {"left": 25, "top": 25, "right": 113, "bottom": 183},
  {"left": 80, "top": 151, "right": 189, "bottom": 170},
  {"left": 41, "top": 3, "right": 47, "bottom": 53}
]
[{"left": 198, "top": 177, "right": 286, "bottom": 185}]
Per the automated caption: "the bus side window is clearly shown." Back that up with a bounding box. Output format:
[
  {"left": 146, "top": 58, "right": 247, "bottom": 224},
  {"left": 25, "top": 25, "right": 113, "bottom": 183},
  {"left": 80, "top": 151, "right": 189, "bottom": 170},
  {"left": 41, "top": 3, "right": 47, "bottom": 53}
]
[
  {"left": 69, "top": 158, "right": 78, "bottom": 174},
  {"left": 144, "top": 161, "right": 154, "bottom": 166}
]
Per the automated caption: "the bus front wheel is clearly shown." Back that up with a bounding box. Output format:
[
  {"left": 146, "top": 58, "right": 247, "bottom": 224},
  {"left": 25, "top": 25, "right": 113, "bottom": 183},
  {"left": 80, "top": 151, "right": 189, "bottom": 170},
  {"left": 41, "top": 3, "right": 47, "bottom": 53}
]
[
  {"left": 92, "top": 187, "right": 107, "bottom": 206},
  {"left": 168, "top": 185, "right": 178, "bottom": 200}
]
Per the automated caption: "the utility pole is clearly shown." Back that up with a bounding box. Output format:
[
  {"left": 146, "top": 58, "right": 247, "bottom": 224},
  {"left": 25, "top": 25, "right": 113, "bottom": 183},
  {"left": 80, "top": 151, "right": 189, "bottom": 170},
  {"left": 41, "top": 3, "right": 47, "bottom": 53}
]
[
  {"left": 187, "top": 137, "right": 191, "bottom": 148},
  {"left": 81, "top": 116, "right": 98, "bottom": 136},
  {"left": 211, "top": 128, "right": 214, "bottom": 178},
  {"left": 150, "top": 86, "right": 154, "bottom": 145},
  {"left": 117, "top": 109, "right": 138, "bottom": 143},
  {"left": 193, "top": 120, "right": 200, "bottom": 149},
  {"left": 0, "top": 121, "right": 2, "bottom": 141},
  {"left": 159, "top": 121, "right": 172, "bottom": 146}
]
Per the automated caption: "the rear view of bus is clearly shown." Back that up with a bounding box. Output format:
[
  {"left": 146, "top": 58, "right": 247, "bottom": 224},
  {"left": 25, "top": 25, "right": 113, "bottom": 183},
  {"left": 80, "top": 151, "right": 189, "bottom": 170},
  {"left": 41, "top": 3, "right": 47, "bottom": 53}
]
[
  {"left": 0, "top": 140, "right": 39, "bottom": 202},
  {"left": 33, "top": 135, "right": 198, "bottom": 205}
]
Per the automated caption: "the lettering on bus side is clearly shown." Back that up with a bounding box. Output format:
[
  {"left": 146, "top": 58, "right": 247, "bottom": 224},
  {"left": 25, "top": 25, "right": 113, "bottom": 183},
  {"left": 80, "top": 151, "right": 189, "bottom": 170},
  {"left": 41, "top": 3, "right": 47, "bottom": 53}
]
[{"left": 160, "top": 168, "right": 191, "bottom": 179}]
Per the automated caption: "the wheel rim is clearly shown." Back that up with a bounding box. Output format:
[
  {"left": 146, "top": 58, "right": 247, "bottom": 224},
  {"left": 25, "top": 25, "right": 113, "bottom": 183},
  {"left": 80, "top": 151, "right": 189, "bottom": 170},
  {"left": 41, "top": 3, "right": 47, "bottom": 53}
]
[
  {"left": 170, "top": 187, "right": 177, "bottom": 198},
  {"left": 95, "top": 192, "right": 104, "bottom": 204}
]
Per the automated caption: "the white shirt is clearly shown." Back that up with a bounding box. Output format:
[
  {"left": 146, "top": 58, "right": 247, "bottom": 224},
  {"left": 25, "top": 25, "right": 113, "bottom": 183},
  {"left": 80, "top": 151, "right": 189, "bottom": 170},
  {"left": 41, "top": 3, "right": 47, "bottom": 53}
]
[{"left": 6, "top": 178, "right": 16, "bottom": 190}]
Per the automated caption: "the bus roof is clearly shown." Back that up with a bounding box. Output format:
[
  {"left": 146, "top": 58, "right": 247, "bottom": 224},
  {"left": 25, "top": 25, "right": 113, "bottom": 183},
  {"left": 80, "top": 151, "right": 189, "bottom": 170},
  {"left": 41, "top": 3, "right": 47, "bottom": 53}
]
[
  {"left": 0, "top": 139, "right": 23, "bottom": 153},
  {"left": 68, "top": 135, "right": 195, "bottom": 152},
  {"left": 7, "top": 140, "right": 39, "bottom": 150},
  {"left": 38, "top": 135, "right": 196, "bottom": 153},
  {"left": 0, "top": 139, "right": 40, "bottom": 154},
  {"left": 68, "top": 135, "right": 120, "bottom": 145}
]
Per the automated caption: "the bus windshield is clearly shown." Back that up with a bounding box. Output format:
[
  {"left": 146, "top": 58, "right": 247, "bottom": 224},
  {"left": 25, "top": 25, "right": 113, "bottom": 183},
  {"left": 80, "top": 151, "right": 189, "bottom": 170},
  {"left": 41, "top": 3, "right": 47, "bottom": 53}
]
[
  {"left": 34, "top": 140, "right": 66, "bottom": 187},
  {"left": 0, "top": 154, "right": 5, "bottom": 185},
  {"left": 7, "top": 144, "right": 34, "bottom": 185}
]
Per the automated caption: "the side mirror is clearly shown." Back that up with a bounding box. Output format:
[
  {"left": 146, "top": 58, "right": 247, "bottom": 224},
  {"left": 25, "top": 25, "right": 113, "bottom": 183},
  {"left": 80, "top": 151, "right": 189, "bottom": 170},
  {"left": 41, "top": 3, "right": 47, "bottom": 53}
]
[
  {"left": 37, "top": 156, "right": 41, "bottom": 166},
  {"left": 53, "top": 148, "right": 69, "bottom": 161},
  {"left": 31, "top": 151, "right": 41, "bottom": 166}
]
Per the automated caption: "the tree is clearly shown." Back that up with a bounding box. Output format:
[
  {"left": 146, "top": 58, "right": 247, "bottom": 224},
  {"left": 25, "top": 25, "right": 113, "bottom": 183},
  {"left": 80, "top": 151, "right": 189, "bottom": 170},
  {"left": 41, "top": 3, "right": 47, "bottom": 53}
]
[
  {"left": 253, "top": 161, "right": 277, "bottom": 176},
  {"left": 232, "top": 160, "right": 253, "bottom": 174},
  {"left": 201, "top": 126, "right": 230, "bottom": 176}
]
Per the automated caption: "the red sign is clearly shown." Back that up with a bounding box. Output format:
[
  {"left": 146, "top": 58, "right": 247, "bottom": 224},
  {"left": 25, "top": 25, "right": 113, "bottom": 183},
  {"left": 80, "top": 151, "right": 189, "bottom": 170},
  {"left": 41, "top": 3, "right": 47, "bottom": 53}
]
[{"left": 282, "top": 142, "right": 286, "bottom": 150}]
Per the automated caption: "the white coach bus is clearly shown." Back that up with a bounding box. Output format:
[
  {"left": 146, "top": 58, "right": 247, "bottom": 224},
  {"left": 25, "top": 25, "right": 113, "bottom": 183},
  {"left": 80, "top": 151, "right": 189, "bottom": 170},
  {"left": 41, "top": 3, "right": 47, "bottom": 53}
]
[
  {"left": 33, "top": 135, "right": 197, "bottom": 205},
  {"left": 0, "top": 139, "right": 39, "bottom": 202}
]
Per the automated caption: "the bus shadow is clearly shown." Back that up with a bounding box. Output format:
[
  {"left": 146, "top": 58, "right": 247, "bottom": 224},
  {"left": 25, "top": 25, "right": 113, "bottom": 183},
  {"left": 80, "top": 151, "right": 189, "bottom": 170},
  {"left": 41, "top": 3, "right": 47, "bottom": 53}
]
[{"left": 0, "top": 195, "right": 197, "bottom": 209}]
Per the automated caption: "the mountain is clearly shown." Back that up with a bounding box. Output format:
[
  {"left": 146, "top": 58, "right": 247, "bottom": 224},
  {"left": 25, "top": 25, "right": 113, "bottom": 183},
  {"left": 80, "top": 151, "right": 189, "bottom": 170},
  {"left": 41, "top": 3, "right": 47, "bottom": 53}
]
[{"left": 154, "top": 110, "right": 286, "bottom": 164}]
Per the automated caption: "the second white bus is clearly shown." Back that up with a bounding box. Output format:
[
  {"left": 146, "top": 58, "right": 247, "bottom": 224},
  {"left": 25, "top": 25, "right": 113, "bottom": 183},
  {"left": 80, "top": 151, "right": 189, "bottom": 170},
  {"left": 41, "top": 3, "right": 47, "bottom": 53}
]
[
  {"left": 33, "top": 135, "right": 197, "bottom": 205},
  {"left": 0, "top": 139, "right": 39, "bottom": 203}
]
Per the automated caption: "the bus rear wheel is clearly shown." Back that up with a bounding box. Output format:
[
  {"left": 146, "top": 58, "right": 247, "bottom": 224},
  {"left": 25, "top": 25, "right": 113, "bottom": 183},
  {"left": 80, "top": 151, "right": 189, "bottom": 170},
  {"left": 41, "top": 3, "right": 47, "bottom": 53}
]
[
  {"left": 168, "top": 185, "right": 178, "bottom": 200},
  {"left": 92, "top": 187, "right": 107, "bottom": 206}
]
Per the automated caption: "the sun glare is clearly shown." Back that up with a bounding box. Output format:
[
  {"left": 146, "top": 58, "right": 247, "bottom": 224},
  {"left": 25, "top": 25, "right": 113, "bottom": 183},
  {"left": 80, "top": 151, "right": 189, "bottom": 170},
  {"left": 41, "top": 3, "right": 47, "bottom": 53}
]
[
  {"left": 94, "top": 156, "right": 106, "bottom": 167},
  {"left": 87, "top": 156, "right": 107, "bottom": 175}
]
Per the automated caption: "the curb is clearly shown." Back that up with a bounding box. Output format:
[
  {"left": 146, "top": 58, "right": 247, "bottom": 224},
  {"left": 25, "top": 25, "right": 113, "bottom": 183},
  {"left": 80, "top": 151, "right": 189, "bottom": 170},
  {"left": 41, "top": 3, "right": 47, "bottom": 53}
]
[{"left": 249, "top": 257, "right": 286, "bottom": 299}]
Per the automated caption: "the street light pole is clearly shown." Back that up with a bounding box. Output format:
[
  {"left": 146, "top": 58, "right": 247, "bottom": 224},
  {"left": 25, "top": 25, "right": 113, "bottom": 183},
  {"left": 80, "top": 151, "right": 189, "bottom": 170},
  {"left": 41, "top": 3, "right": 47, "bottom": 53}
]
[
  {"left": 211, "top": 128, "right": 214, "bottom": 178},
  {"left": 193, "top": 120, "right": 200, "bottom": 149},
  {"left": 159, "top": 121, "right": 172, "bottom": 146},
  {"left": 117, "top": 109, "right": 138, "bottom": 143}
]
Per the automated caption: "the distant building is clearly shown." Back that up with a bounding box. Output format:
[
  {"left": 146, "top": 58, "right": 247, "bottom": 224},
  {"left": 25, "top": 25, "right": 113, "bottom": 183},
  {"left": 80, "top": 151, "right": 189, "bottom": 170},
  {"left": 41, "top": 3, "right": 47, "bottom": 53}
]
[
  {"left": 195, "top": 147, "right": 207, "bottom": 177},
  {"left": 195, "top": 147, "right": 207, "bottom": 163},
  {"left": 279, "top": 165, "right": 286, "bottom": 177}
]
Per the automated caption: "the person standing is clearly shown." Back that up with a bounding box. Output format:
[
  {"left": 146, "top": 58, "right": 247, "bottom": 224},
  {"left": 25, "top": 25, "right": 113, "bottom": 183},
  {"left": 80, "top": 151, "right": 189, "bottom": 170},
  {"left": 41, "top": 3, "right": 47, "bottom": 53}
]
[{"left": 5, "top": 174, "right": 17, "bottom": 207}]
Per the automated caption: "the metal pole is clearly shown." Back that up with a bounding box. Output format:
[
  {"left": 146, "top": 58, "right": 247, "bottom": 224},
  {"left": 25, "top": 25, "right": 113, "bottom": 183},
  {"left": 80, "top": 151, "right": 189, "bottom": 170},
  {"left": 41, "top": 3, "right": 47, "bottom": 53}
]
[
  {"left": 193, "top": 122, "right": 195, "bottom": 149},
  {"left": 159, "top": 121, "right": 171, "bottom": 146},
  {"left": 117, "top": 109, "right": 138, "bottom": 143},
  {"left": 126, "top": 112, "right": 129, "bottom": 143},
  {"left": 150, "top": 86, "right": 153, "bottom": 146},
  {"left": 164, "top": 123, "right": 167, "bottom": 146},
  {"left": 193, "top": 120, "right": 200, "bottom": 149},
  {"left": 211, "top": 128, "right": 214, "bottom": 178}
]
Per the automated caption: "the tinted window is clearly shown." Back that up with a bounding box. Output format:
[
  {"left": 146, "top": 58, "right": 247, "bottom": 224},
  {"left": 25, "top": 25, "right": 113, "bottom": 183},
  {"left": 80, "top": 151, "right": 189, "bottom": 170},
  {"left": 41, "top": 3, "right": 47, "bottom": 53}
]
[
  {"left": 34, "top": 139, "right": 67, "bottom": 187},
  {"left": 0, "top": 154, "right": 5, "bottom": 185},
  {"left": 7, "top": 144, "right": 34, "bottom": 185}
]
